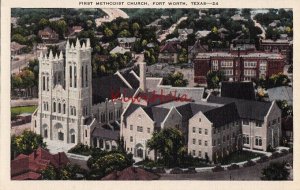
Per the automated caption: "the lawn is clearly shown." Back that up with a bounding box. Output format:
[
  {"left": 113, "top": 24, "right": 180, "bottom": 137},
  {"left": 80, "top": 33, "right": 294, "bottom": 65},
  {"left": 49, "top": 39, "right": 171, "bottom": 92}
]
[
  {"left": 11, "top": 106, "right": 37, "bottom": 115},
  {"left": 220, "top": 150, "right": 264, "bottom": 165}
]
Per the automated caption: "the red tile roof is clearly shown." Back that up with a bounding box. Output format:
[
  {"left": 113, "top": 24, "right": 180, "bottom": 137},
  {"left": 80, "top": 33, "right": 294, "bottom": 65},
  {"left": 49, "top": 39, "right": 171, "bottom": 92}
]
[
  {"left": 11, "top": 147, "right": 70, "bottom": 180},
  {"left": 102, "top": 167, "right": 160, "bottom": 180}
]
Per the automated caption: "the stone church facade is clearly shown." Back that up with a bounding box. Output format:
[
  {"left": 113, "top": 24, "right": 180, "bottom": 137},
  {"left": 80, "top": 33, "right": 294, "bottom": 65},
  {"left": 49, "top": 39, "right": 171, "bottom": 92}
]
[{"left": 32, "top": 39, "right": 94, "bottom": 145}]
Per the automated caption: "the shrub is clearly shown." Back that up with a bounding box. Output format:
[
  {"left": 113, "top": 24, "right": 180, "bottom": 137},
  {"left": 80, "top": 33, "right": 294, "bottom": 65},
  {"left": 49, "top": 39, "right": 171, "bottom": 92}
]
[
  {"left": 212, "top": 165, "right": 224, "bottom": 172},
  {"left": 227, "top": 164, "right": 239, "bottom": 170},
  {"left": 243, "top": 160, "right": 256, "bottom": 167}
]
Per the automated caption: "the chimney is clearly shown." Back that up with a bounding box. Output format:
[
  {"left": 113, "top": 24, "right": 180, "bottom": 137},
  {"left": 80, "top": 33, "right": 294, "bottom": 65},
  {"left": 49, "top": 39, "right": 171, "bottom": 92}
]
[{"left": 139, "top": 62, "right": 146, "bottom": 92}]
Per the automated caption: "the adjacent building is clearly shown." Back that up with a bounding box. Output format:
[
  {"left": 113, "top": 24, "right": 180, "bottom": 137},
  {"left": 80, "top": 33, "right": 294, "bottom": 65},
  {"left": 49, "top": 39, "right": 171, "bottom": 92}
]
[
  {"left": 193, "top": 51, "right": 285, "bottom": 84},
  {"left": 38, "top": 27, "right": 59, "bottom": 43},
  {"left": 158, "top": 42, "right": 180, "bottom": 64}
]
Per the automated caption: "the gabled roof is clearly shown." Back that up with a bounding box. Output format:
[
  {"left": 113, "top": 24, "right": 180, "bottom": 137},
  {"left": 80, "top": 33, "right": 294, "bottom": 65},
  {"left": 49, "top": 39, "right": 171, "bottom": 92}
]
[
  {"left": 91, "top": 127, "right": 119, "bottom": 140},
  {"left": 203, "top": 103, "right": 240, "bottom": 127},
  {"left": 160, "top": 42, "right": 179, "bottom": 53},
  {"left": 268, "top": 86, "right": 292, "bottom": 105},
  {"left": 221, "top": 82, "right": 255, "bottom": 100},
  {"left": 110, "top": 46, "right": 130, "bottom": 54},
  {"left": 11, "top": 147, "right": 69, "bottom": 178},
  {"left": 92, "top": 75, "right": 129, "bottom": 104},
  {"left": 120, "top": 72, "right": 140, "bottom": 89},
  {"left": 117, "top": 37, "right": 137, "bottom": 43},
  {"left": 207, "top": 95, "right": 273, "bottom": 121}
]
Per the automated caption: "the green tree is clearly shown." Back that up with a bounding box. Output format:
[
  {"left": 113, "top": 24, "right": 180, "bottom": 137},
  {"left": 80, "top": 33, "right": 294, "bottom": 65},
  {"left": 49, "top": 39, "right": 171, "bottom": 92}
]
[
  {"left": 211, "top": 26, "right": 218, "bottom": 34},
  {"left": 88, "top": 151, "right": 133, "bottom": 178},
  {"left": 268, "top": 73, "right": 290, "bottom": 88},
  {"left": 206, "top": 70, "right": 225, "bottom": 89},
  {"left": 38, "top": 18, "right": 50, "bottom": 28},
  {"left": 104, "top": 28, "right": 113, "bottom": 37},
  {"left": 11, "top": 130, "right": 46, "bottom": 158},
  {"left": 261, "top": 161, "right": 290, "bottom": 180},
  {"left": 12, "top": 34, "right": 27, "bottom": 44},
  {"left": 58, "top": 163, "right": 83, "bottom": 180},
  {"left": 276, "top": 100, "right": 293, "bottom": 117},
  {"left": 147, "top": 127, "right": 185, "bottom": 167},
  {"left": 163, "top": 72, "right": 188, "bottom": 87},
  {"left": 41, "top": 165, "right": 57, "bottom": 180},
  {"left": 118, "top": 29, "right": 131, "bottom": 37}
]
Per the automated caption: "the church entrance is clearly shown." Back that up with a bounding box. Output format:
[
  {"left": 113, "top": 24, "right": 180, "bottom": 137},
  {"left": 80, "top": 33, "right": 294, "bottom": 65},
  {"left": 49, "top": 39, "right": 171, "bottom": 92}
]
[
  {"left": 58, "top": 131, "right": 64, "bottom": 141},
  {"left": 70, "top": 129, "right": 76, "bottom": 143},
  {"left": 54, "top": 122, "right": 64, "bottom": 141},
  {"left": 71, "top": 134, "right": 75, "bottom": 143},
  {"left": 135, "top": 143, "right": 144, "bottom": 159}
]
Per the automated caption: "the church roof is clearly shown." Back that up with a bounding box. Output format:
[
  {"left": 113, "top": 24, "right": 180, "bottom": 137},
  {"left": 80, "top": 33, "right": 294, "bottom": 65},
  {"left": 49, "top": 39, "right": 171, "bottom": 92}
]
[
  {"left": 91, "top": 127, "right": 119, "bottom": 140},
  {"left": 221, "top": 82, "right": 256, "bottom": 100}
]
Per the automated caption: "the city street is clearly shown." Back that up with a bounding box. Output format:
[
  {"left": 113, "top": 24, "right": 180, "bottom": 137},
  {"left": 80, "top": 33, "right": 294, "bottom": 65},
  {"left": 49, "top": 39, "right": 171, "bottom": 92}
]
[{"left": 159, "top": 154, "right": 293, "bottom": 180}]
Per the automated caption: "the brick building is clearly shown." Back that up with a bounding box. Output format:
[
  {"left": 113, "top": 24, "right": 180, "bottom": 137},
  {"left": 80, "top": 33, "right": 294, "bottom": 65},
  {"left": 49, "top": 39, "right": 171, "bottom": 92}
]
[
  {"left": 260, "top": 39, "right": 292, "bottom": 65},
  {"left": 193, "top": 50, "right": 285, "bottom": 84}
]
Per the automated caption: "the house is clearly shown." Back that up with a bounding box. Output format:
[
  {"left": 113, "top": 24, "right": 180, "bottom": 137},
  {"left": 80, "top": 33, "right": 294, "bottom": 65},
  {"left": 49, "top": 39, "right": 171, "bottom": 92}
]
[
  {"left": 110, "top": 46, "right": 130, "bottom": 54},
  {"left": 268, "top": 86, "right": 292, "bottom": 105},
  {"left": 177, "top": 28, "right": 194, "bottom": 41},
  {"left": 11, "top": 42, "right": 27, "bottom": 56},
  {"left": 231, "top": 14, "right": 248, "bottom": 21},
  {"left": 195, "top": 30, "right": 211, "bottom": 39},
  {"left": 158, "top": 42, "right": 180, "bottom": 64},
  {"left": 117, "top": 37, "right": 138, "bottom": 50},
  {"left": 67, "top": 26, "right": 83, "bottom": 38},
  {"left": 220, "top": 81, "right": 256, "bottom": 100},
  {"left": 11, "top": 147, "right": 69, "bottom": 180},
  {"left": 102, "top": 167, "right": 160, "bottom": 180},
  {"left": 38, "top": 27, "right": 59, "bottom": 43}
]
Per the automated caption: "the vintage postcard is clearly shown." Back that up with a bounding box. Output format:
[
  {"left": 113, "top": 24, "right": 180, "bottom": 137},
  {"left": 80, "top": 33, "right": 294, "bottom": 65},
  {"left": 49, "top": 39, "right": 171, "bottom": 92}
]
[{"left": 0, "top": 0, "right": 299, "bottom": 189}]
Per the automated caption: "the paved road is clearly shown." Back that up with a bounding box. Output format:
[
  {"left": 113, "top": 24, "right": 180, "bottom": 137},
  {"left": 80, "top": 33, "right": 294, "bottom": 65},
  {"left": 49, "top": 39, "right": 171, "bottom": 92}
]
[
  {"left": 95, "top": 9, "right": 129, "bottom": 27},
  {"left": 158, "top": 16, "right": 188, "bottom": 42},
  {"left": 11, "top": 53, "right": 37, "bottom": 74},
  {"left": 159, "top": 154, "right": 293, "bottom": 180},
  {"left": 11, "top": 123, "right": 31, "bottom": 136},
  {"left": 11, "top": 98, "right": 38, "bottom": 107}
]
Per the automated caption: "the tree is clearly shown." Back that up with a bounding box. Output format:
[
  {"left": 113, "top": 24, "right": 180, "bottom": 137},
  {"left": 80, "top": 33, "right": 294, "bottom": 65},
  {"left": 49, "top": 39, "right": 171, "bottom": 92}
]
[
  {"left": 163, "top": 72, "right": 188, "bottom": 87},
  {"left": 38, "top": 18, "right": 50, "bottom": 28},
  {"left": 206, "top": 70, "right": 225, "bottom": 89},
  {"left": 104, "top": 28, "right": 113, "bottom": 38},
  {"left": 12, "top": 34, "right": 27, "bottom": 45},
  {"left": 41, "top": 165, "right": 57, "bottom": 180},
  {"left": 261, "top": 161, "right": 290, "bottom": 180},
  {"left": 268, "top": 73, "right": 290, "bottom": 88},
  {"left": 87, "top": 151, "right": 133, "bottom": 179},
  {"left": 276, "top": 100, "right": 293, "bottom": 117},
  {"left": 147, "top": 127, "right": 185, "bottom": 167},
  {"left": 58, "top": 163, "right": 84, "bottom": 180},
  {"left": 118, "top": 29, "right": 131, "bottom": 37},
  {"left": 11, "top": 130, "right": 46, "bottom": 158}
]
